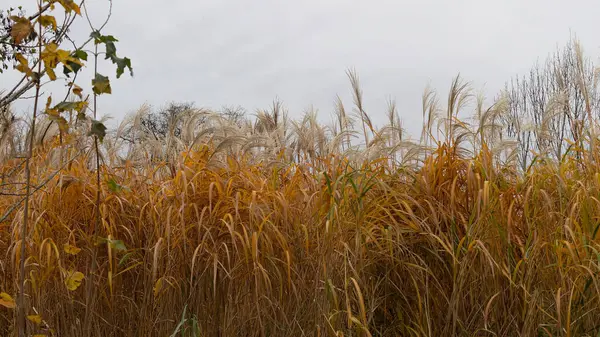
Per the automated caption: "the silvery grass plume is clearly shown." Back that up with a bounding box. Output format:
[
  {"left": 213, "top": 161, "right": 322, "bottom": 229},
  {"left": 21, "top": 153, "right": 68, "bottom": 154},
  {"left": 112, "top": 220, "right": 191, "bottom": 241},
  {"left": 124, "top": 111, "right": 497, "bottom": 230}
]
[{"left": 0, "top": 104, "right": 21, "bottom": 163}]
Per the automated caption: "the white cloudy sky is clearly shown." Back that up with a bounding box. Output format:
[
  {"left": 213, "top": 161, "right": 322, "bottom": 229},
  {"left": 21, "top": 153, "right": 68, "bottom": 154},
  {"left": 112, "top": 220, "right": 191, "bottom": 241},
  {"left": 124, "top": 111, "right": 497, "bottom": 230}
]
[{"left": 4, "top": 0, "right": 600, "bottom": 138}]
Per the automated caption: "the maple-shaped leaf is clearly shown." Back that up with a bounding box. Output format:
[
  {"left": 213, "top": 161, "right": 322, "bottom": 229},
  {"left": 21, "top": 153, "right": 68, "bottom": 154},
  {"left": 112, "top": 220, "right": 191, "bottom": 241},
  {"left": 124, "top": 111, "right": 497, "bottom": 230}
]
[
  {"left": 88, "top": 119, "right": 107, "bottom": 142},
  {"left": 38, "top": 15, "right": 57, "bottom": 30},
  {"left": 64, "top": 271, "right": 84, "bottom": 291},
  {"left": 10, "top": 16, "right": 32, "bottom": 44},
  {"left": 114, "top": 56, "right": 133, "bottom": 78},
  {"left": 92, "top": 73, "right": 111, "bottom": 95},
  {"left": 90, "top": 31, "right": 133, "bottom": 78},
  {"left": 64, "top": 50, "right": 87, "bottom": 77}
]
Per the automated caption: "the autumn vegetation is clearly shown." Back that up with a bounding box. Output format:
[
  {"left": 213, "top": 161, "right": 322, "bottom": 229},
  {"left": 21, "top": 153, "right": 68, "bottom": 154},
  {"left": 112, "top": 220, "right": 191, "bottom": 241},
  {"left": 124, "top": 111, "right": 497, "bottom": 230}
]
[{"left": 2, "top": 1, "right": 600, "bottom": 337}]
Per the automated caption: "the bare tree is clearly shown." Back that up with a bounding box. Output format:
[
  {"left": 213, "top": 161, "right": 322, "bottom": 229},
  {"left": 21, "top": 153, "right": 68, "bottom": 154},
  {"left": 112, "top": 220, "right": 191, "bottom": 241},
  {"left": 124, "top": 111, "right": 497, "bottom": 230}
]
[
  {"left": 220, "top": 104, "right": 247, "bottom": 126},
  {"left": 501, "top": 37, "right": 598, "bottom": 169},
  {"left": 138, "top": 101, "right": 196, "bottom": 140}
]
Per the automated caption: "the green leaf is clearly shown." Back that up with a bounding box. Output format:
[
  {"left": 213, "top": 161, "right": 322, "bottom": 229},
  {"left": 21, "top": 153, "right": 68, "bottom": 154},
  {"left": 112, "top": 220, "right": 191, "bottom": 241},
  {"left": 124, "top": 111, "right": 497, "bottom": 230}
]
[
  {"left": 64, "top": 60, "right": 83, "bottom": 77},
  {"left": 89, "top": 31, "right": 132, "bottom": 78},
  {"left": 107, "top": 178, "right": 131, "bottom": 193},
  {"left": 52, "top": 101, "right": 86, "bottom": 115},
  {"left": 107, "top": 179, "right": 121, "bottom": 192},
  {"left": 88, "top": 119, "right": 107, "bottom": 142},
  {"left": 54, "top": 101, "right": 79, "bottom": 112},
  {"left": 91, "top": 31, "right": 118, "bottom": 45},
  {"left": 105, "top": 41, "right": 116, "bottom": 60},
  {"left": 74, "top": 49, "right": 88, "bottom": 61},
  {"left": 113, "top": 56, "right": 133, "bottom": 78},
  {"left": 93, "top": 237, "right": 127, "bottom": 252},
  {"left": 119, "top": 252, "right": 135, "bottom": 266},
  {"left": 92, "top": 73, "right": 111, "bottom": 95},
  {"left": 102, "top": 35, "right": 118, "bottom": 43},
  {"left": 108, "top": 239, "right": 127, "bottom": 252}
]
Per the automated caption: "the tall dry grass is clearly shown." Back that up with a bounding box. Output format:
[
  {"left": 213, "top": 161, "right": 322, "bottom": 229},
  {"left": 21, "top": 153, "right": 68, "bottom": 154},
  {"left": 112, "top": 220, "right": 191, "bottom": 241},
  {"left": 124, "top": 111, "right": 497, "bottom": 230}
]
[{"left": 1, "top": 70, "right": 600, "bottom": 337}]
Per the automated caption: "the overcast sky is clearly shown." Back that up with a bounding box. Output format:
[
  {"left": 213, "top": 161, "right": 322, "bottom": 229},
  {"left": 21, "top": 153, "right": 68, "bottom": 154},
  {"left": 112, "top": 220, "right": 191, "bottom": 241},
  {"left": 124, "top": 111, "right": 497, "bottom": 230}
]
[{"left": 4, "top": 0, "right": 600, "bottom": 138}]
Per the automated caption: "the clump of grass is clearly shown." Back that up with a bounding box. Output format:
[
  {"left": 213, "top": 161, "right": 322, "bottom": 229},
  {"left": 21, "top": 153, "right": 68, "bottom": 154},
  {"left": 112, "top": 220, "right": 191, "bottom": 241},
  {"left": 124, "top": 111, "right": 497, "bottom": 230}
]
[{"left": 1, "top": 66, "right": 600, "bottom": 336}]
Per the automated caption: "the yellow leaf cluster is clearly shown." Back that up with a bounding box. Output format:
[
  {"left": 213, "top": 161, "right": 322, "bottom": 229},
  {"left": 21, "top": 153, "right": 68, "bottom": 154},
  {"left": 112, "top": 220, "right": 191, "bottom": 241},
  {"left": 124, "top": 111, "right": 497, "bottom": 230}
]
[{"left": 41, "top": 43, "right": 84, "bottom": 80}]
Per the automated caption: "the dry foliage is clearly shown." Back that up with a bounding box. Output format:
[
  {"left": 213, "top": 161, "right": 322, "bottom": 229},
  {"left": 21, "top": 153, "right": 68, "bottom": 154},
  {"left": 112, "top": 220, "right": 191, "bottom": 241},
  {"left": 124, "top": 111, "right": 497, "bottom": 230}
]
[{"left": 2, "top": 48, "right": 600, "bottom": 337}]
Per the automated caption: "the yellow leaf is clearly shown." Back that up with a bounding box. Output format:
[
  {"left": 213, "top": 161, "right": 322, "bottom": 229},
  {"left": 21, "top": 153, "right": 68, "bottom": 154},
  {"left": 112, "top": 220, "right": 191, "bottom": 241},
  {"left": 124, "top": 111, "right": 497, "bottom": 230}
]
[
  {"left": 58, "top": 0, "right": 81, "bottom": 15},
  {"left": 46, "top": 43, "right": 58, "bottom": 53},
  {"left": 153, "top": 278, "right": 163, "bottom": 297},
  {"left": 56, "top": 49, "right": 71, "bottom": 63},
  {"left": 46, "top": 67, "right": 57, "bottom": 81},
  {"left": 75, "top": 101, "right": 87, "bottom": 112},
  {"left": 33, "top": 335, "right": 47, "bottom": 337},
  {"left": 15, "top": 53, "right": 28, "bottom": 65},
  {"left": 38, "top": 15, "right": 57, "bottom": 30},
  {"left": 10, "top": 16, "right": 32, "bottom": 44},
  {"left": 15, "top": 53, "right": 33, "bottom": 77},
  {"left": 15, "top": 64, "right": 32, "bottom": 76},
  {"left": 41, "top": 45, "right": 58, "bottom": 81},
  {"left": 0, "top": 292, "right": 16, "bottom": 309},
  {"left": 71, "top": 3, "right": 81, "bottom": 15},
  {"left": 27, "top": 314, "right": 42, "bottom": 324},
  {"left": 63, "top": 244, "right": 81, "bottom": 255},
  {"left": 45, "top": 108, "right": 59, "bottom": 118},
  {"left": 64, "top": 271, "right": 84, "bottom": 291}
]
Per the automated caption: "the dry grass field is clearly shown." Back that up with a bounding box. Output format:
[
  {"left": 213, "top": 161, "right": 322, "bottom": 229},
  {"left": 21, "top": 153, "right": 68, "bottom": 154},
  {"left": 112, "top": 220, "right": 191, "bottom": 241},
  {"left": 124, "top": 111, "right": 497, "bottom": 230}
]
[{"left": 1, "top": 19, "right": 600, "bottom": 336}]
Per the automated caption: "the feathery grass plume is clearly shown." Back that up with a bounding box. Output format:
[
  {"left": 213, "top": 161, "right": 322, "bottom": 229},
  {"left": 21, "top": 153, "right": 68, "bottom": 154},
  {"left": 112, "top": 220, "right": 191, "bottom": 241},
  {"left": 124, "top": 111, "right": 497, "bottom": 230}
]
[
  {"left": 2, "top": 49, "right": 600, "bottom": 336},
  {"left": 347, "top": 68, "right": 376, "bottom": 146},
  {"left": 0, "top": 104, "right": 21, "bottom": 162}
]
